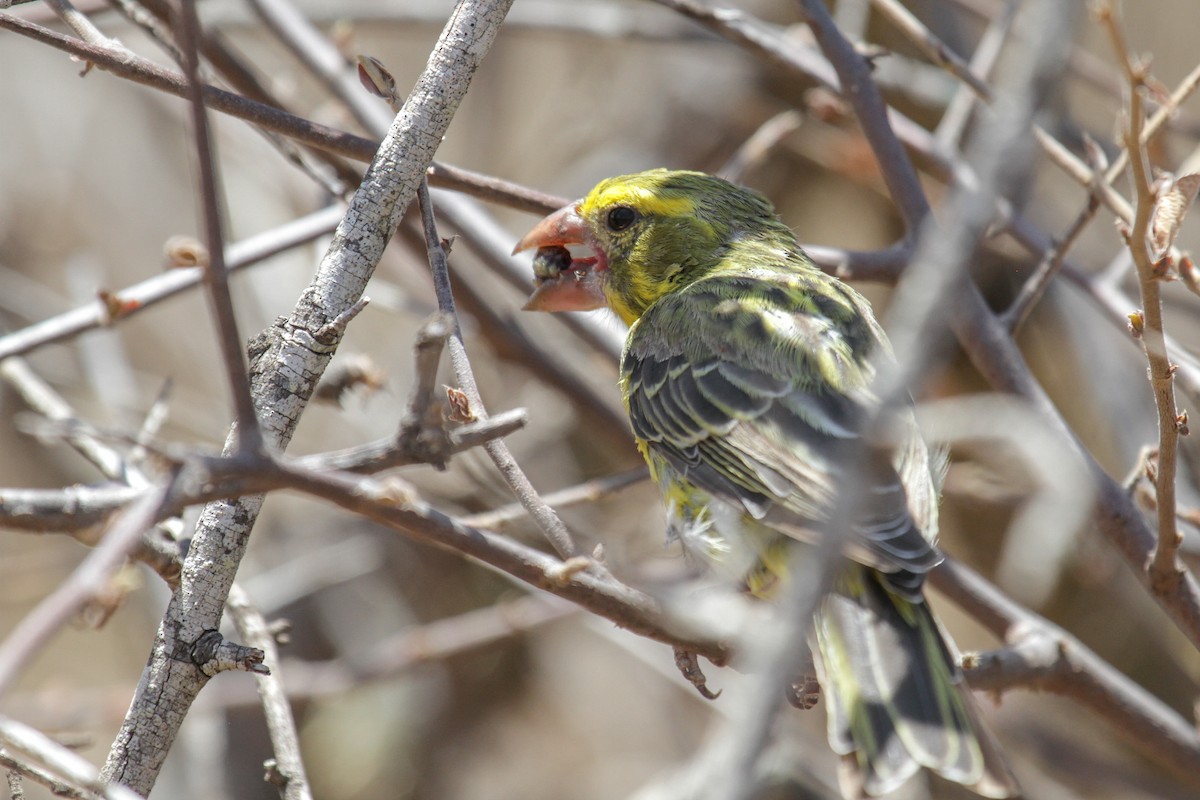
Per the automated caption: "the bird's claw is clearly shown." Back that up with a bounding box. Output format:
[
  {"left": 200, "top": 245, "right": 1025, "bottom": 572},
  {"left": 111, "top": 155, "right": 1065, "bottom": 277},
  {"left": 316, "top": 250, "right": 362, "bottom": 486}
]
[{"left": 674, "top": 647, "right": 721, "bottom": 700}]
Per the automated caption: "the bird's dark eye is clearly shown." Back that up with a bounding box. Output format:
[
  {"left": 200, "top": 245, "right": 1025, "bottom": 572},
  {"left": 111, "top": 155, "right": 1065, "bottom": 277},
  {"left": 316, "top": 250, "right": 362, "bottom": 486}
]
[{"left": 606, "top": 205, "right": 637, "bottom": 232}]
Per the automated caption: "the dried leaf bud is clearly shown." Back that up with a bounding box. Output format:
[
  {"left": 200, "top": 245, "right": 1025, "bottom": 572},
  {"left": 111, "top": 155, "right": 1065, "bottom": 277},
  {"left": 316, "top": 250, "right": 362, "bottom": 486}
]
[
  {"left": 1150, "top": 172, "right": 1200, "bottom": 258},
  {"left": 445, "top": 386, "right": 475, "bottom": 422},
  {"left": 357, "top": 55, "right": 397, "bottom": 102},
  {"left": 98, "top": 290, "right": 141, "bottom": 324},
  {"left": 164, "top": 236, "right": 209, "bottom": 269}
]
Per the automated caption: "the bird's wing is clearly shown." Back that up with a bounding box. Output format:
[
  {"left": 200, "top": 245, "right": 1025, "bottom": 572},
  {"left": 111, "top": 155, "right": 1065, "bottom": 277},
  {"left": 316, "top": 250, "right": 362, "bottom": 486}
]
[{"left": 621, "top": 270, "right": 940, "bottom": 580}]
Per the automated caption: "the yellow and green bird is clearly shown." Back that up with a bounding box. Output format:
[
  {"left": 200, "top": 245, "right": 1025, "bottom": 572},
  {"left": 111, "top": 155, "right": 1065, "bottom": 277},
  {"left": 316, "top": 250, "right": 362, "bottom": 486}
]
[{"left": 514, "top": 169, "right": 1016, "bottom": 798}]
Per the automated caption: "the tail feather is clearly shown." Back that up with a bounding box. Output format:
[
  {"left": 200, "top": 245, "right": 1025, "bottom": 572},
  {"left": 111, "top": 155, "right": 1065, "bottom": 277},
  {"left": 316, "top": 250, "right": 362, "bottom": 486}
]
[{"left": 813, "top": 566, "right": 1018, "bottom": 798}]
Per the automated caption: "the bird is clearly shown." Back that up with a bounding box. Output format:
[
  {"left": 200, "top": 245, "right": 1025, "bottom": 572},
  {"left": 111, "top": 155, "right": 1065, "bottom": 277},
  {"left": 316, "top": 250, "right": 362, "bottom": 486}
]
[{"left": 513, "top": 168, "right": 1017, "bottom": 798}]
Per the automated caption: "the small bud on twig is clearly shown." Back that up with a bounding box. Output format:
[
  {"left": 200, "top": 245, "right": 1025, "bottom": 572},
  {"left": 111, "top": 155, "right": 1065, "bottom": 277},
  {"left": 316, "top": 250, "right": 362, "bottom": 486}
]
[
  {"left": 98, "top": 290, "right": 141, "bottom": 324},
  {"left": 356, "top": 54, "right": 398, "bottom": 103},
  {"left": 1128, "top": 309, "right": 1144, "bottom": 338},
  {"left": 164, "top": 236, "right": 209, "bottom": 269}
]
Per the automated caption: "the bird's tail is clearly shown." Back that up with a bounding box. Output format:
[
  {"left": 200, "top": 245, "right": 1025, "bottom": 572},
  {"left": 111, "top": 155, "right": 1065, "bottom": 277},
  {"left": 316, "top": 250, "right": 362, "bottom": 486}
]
[{"left": 813, "top": 565, "right": 1018, "bottom": 798}]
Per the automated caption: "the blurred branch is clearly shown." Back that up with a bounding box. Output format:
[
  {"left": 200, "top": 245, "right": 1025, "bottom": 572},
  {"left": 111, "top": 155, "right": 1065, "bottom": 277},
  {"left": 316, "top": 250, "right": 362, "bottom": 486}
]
[
  {"left": 0, "top": 483, "right": 143, "bottom": 534},
  {"left": 718, "top": 110, "right": 804, "bottom": 184},
  {"left": 1001, "top": 193, "right": 1099, "bottom": 333},
  {"left": 933, "top": 558, "right": 1200, "bottom": 784},
  {"left": 0, "top": 13, "right": 563, "bottom": 216},
  {"left": 209, "top": 594, "right": 578, "bottom": 707},
  {"left": 0, "top": 355, "right": 185, "bottom": 584},
  {"left": 870, "top": 0, "right": 994, "bottom": 102},
  {"left": 801, "top": 0, "right": 932, "bottom": 234},
  {"left": 0, "top": 358, "right": 127, "bottom": 480},
  {"left": 0, "top": 205, "right": 343, "bottom": 362},
  {"left": 935, "top": 0, "right": 1016, "bottom": 149},
  {"left": 459, "top": 466, "right": 650, "bottom": 530},
  {"left": 0, "top": 717, "right": 142, "bottom": 800},
  {"left": 790, "top": 0, "right": 1200, "bottom": 651},
  {"left": 0, "top": 473, "right": 180, "bottom": 698},
  {"left": 44, "top": 0, "right": 126, "bottom": 50},
  {"left": 117, "top": 0, "right": 361, "bottom": 191}
]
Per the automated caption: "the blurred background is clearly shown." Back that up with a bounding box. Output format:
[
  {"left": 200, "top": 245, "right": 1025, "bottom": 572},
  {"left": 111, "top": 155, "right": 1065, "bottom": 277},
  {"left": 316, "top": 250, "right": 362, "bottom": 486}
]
[{"left": 2, "top": 0, "right": 1200, "bottom": 798}]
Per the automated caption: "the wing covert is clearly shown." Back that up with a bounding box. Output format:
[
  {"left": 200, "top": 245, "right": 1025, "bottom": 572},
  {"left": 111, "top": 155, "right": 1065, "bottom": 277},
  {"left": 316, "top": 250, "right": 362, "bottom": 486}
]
[{"left": 621, "top": 271, "right": 941, "bottom": 581}]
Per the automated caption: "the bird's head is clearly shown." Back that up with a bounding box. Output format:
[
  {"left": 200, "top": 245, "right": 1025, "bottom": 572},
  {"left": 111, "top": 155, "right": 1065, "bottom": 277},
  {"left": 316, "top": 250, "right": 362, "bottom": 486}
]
[{"left": 513, "top": 169, "right": 783, "bottom": 325}]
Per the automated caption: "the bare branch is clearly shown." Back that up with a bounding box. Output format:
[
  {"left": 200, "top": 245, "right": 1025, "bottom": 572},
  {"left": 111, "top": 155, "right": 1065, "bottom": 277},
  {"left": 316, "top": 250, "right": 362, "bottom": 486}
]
[
  {"left": 933, "top": 559, "right": 1200, "bottom": 783},
  {"left": 0, "top": 717, "right": 142, "bottom": 800},
  {"left": 0, "top": 205, "right": 343, "bottom": 362},
  {"left": 100, "top": 2, "right": 519, "bottom": 793},
  {"left": 225, "top": 586, "right": 312, "bottom": 800},
  {"left": 459, "top": 467, "right": 650, "bottom": 530},
  {"left": 1097, "top": 1, "right": 1187, "bottom": 592},
  {"left": 176, "top": 0, "right": 264, "bottom": 456},
  {"left": 415, "top": 182, "right": 581, "bottom": 559},
  {"left": 0, "top": 13, "right": 561, "bottom": 215},
  {"left": 870, "top": 0, "right": 994, "bottom": 102},
  {"left": 0, "top": 474, "right": 179, "bottom": 697}
]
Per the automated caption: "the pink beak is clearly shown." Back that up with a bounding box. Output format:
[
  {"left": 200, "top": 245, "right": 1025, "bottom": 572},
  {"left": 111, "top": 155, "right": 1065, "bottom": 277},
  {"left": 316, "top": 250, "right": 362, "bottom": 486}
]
[{"left": 513, "top": 203, "right": 608, "bottom": 313}]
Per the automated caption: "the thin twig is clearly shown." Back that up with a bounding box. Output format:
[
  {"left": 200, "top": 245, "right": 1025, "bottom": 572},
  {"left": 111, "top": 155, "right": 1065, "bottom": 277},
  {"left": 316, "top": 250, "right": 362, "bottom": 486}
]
[
  {"left": 44, "top": 0, "right": 128, "bottom": 51},
  {"left": 932, "top": 558, "right": 1200, "bottom": 782},
  {"left": 225, "top": 586, "right": 312, "bottom": 800},
  {"left": 1033, "top": 124, "right": 1134, "bottom": 222},
  {"left": 1001, "top": 192, "right": 1100, "bottom": 332},
  {"left": 415, "top": 182, "right": 580, "bottom": 559},
  {"left": 718, "top": 110, "right": 804, "bottom": 183},
  {"left": 0, "top": 717, "right": 142, "bottom": 800},
  {"left": 176, "top": 0, "right": 264, "bottom": 456},
  {"left": 0, "top": 205, "right": 344, "bottom": 362},
  {"left": 0, "top": 357, "right": 126, "bottom": 479},
  {"left": 870, "top": 0, "right": 994, "bottom": 102},
  {"left": 935, "top": 0, "right": 1017, "bottom": 149},
  {"left": 1097, "top": 2, "right": 1185, "bottom": 589},
  {"left": 396, "top": 220, "right": 633, "bottom": 444},
  {"left": 0, "top": 14, "right": 563, "bottom": 215},
  {"left": 0, "top": 473, "right": 179, "bottom": 697},
  {"left": 208, "top": 595, "right": 578, "bottom": 707},
  {"left": 459, "top": 467, "right": 650, "bottom": 530},
  {"left": 301, "top": 410, "right": 528, "bottom": 474}
]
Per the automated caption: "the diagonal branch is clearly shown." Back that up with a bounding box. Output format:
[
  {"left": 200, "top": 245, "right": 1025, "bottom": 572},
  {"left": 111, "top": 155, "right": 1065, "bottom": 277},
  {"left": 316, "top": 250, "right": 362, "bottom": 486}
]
[
  {"left": 0, "top": 13, "right": 562, "bottom": 215},
  {"left": 98, "top": 1, "right": 518, "bottom": 794},
  {"left": 934, "top": 558, "right": 1200, "bottom": 783}
]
